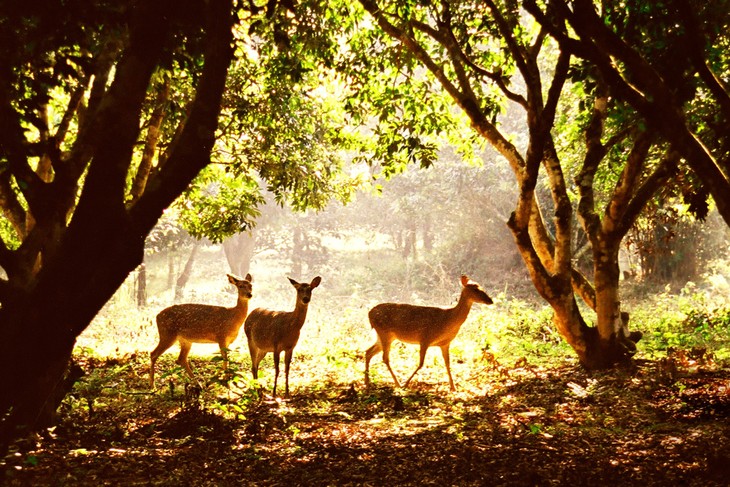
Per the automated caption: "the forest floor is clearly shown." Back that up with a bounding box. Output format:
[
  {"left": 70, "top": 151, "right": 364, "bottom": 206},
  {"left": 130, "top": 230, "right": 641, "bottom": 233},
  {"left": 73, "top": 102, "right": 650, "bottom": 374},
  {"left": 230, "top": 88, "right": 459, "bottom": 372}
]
[{"left": 2, "top": 348, "right": 730, "bottom": 486}]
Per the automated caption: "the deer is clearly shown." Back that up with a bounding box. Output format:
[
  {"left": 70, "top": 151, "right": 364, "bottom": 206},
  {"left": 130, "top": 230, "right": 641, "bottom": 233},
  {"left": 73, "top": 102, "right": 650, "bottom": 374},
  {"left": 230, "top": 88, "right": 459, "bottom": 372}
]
[
  {"left": 149, "top": 273, "right": 253, "bottom": 389},
  {"left": 244, "top": 276, "right": 322, "bottom": 397},
  {"left": 365, "top": 275, "right": 493, "bottom": 391}
]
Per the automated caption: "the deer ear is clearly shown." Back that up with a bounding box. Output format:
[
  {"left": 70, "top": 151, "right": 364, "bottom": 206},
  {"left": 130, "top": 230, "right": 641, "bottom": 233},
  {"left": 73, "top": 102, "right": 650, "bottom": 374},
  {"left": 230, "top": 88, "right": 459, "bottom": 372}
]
[
  {"left": 288, "top": 277, "right": 299, "bottom": 287},
  {"left": 460, "top": 275, "right": 470, "bottom": 287},
  {"left": 310, "top": 276, "right": 322, "bottom": 288},
  {"left": 245, "top": 273, "right": 253, "bottom": 282},
  {"left": 227, "top": 274, "right": 237, "bottom": 284}
]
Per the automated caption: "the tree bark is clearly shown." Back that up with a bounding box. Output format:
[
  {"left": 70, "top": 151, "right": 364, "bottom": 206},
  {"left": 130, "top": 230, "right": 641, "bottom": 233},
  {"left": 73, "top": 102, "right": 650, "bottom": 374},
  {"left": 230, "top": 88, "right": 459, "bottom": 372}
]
[{"left": 0, "top": 0, "right": 234, "bottom": 449}]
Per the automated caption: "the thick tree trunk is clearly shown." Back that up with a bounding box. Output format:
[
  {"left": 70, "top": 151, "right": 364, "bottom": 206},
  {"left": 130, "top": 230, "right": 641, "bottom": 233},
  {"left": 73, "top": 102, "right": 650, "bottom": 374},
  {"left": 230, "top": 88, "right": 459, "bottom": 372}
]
[
  {"left": 591, "top": 240, "right": 638, "bottom": 365},
  {"left": 0, "top": 0, "right": 234, "bottom": 450},
  {"left": 0, "top": 218, "right": 145, "bottom": 446},
  {"left": 594, "top": 242, "right": 621, "bottom": 341}
]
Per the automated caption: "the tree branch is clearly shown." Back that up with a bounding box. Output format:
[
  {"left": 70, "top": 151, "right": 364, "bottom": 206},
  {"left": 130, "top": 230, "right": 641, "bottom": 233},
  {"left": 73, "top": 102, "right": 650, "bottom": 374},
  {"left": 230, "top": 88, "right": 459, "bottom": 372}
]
[
  {"left": 615, "top": 149, "right": 680, "bottom": 237},
  {"left": 358, "top": 0, "right": 526, "bottom": 178},
  {"left": 674, "top": 0, "right": 730, "bottom": 132},
  {"left": 603, "top": 129, "right": 654, "bottom": 237},
  {"left": 130, "top": 0, "right": 235, "bottom": 235},
  {"left": 484, "top": 0, "right": 535, "bottom": 96},
  {"left": 0, "top": 170, "right": 26, "bottom": 238}
]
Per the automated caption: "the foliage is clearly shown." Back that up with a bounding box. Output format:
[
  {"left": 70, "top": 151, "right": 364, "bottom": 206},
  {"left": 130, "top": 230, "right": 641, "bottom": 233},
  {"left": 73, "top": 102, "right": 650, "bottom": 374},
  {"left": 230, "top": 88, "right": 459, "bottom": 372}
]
[
  {"left": 153, "top": 0, "right": 369, "bottom": 246},
  {"left": 634, "top": 282, "right": 730, "bottom": 360},
  {"left": 177, "top": 167, "right": 263, "bottom": 243},
  {"left": 337, "top": 3, "right": 472, "bottom": 176},
  {"left": 4, "top": 304, "right": 730, "bottom": 484}
]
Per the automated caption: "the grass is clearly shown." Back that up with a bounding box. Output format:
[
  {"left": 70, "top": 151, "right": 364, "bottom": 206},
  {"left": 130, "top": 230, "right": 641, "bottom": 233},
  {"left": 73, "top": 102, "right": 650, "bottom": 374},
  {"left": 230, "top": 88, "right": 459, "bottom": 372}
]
[
  {"left": 78, "top": 239, "right": 730, "bottom": 399},
  {"left": 6, "top": 240, "right": 727, "bottom": 484}
]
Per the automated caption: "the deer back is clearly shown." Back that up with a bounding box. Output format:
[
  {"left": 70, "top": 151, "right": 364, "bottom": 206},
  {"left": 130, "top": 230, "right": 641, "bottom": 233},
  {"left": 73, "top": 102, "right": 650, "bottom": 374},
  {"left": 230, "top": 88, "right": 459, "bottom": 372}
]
[
  {"left": 244, "top": 275, "right": 321, "bottom": 352},
  {"left": 369, "top": 275, "right": 493, "bottom": 346},
  {"left": 244, "top": 308, "right": 301, "bottom": 351},
  {"left": 369, "top": 303, "right": 460, "bottom": 345},
  {"left": 156, "top": 273, "right": 252, "bottom": 344}
]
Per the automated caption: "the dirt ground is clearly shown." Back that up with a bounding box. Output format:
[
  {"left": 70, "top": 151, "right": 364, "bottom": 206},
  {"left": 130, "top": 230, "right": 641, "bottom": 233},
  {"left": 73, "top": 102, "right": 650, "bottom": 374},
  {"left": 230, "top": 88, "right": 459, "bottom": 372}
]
[{"left": 3, "top": 354, "right": 730, "bottom": 486}]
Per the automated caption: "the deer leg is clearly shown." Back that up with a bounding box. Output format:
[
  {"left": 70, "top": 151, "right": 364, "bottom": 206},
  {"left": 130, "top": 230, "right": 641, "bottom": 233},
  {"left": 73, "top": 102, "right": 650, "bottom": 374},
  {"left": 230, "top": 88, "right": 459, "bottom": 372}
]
[
  {"left": 284, "top": 349, "right": 293, "bottom": 397},
  {"left": 150, "top": 334, "right": 178, "bottom": 389},
  {"left": 404, "top": 344, "right": 428, "bottom": 388},
  {"left": 440, "top": 344, "right": 455, "bottom": 391},
  {"left": 247, "top": 339, "right": 260, "bottom": 379},
  {"left": 364, "top": 339, "right": 383, "bottom": 387},
  {"left": 248, "top": 348, "right": 267, "bottom": 398},
  {"left": 176, "top": 341, "right": 195, "bottom": 378},
  {"left": 381, "top": 339, "right": 401, "bottom": 388},
  {"left": 217, "top": 340, "right": 229, "bottom": 371},
  {"left": 272, "top": 350, "right": 281, "bottom": 396}
]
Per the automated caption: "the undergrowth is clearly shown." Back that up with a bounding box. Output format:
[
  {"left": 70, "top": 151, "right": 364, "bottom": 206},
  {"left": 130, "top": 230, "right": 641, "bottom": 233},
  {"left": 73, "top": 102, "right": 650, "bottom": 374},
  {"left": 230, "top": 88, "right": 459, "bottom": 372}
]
[{"left": 65, "top": 276, "right": 730, "bottom": 429}]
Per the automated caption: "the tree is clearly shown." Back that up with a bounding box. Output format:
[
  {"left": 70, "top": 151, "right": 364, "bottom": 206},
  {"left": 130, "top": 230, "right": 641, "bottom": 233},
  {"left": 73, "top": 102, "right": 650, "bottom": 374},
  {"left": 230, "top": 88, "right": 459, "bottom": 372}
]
[
  {"left": 345, "top": 0, "right": 678, "bottom": 368},
  {"left": 524, "top": 0, "right": 730, "bottom": 227},
  {"left": 0, "top": 0, "right": 236, "bottom": 445},
  {"left": 0, "top": 0, "right": 355, "bottom": 446}
]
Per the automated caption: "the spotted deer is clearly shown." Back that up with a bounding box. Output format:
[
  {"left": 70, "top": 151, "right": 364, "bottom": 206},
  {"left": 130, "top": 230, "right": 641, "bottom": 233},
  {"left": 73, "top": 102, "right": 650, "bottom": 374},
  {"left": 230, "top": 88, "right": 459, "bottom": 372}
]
[
  {"left": 149, "top": 274, "right": 253, "bottom": 388},
  {"left": 244, "top": 276, "right": 322, "bottom": 396},
  {"left": 365, "top": 275, "right": 493, "bottom": 391}
]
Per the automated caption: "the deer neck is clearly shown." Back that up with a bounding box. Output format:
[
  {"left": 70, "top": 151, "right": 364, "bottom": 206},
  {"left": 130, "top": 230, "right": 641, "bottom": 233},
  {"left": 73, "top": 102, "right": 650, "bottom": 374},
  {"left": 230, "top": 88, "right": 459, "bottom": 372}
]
[
  {"left": 232, "top": 296, "right": 250, "bottom": 320},
  {"left": 448, "top": 292, "right": 474, "bottom": 324},
  {"left": 290, "top": 302, "right": 310, "bottom": 330}
]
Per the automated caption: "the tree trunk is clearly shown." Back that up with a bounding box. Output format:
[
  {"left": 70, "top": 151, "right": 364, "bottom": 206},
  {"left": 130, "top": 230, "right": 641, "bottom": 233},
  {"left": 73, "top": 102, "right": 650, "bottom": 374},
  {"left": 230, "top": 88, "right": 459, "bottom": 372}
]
[
  {"left": 0, "top": 0, "right": 234, "bottom": 450},
  {"left": 136, "top": 263, "right": 147, "bottom": 308},
  {"left": 0, "top": 218, "right": 145, "bottom": 447},
  {"left": 175, "top": 241, "right": 200, "bottom": 302},
  {"left": 222, "top": 231, "right": 256, "bottom": 277}
]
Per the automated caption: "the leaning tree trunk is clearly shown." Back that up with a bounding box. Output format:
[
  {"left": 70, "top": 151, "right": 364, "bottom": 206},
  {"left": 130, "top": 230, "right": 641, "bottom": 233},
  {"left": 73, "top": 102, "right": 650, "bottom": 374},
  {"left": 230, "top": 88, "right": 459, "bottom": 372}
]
[{"left": 0, "top": 215, "right": 146, "bottom": 445}]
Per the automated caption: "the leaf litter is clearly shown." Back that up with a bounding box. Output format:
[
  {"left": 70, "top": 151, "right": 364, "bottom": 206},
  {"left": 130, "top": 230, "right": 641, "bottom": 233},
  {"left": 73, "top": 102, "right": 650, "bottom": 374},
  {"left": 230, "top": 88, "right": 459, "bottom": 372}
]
[{"left": 3, "top": 351, "right": 730, "bottom": 486}]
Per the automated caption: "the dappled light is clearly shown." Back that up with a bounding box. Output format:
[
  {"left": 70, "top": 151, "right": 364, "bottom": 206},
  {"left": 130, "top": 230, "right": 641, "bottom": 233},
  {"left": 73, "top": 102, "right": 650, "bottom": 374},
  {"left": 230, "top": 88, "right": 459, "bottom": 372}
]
[
  {"left": 4, "top": 350, "right": 730, "bottom": 484},
  {"left": 2, "top": 0, "right": 730, "bottom": 484},
  {"left": 1, "top": 200, "right": 720, "bottom": 483}
]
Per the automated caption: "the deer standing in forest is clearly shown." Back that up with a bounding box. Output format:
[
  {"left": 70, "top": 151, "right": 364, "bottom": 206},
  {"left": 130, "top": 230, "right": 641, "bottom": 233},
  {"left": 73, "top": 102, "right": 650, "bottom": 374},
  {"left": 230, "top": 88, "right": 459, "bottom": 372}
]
[
  {"left": 365, "top": 275, "right": 493, "bottom": 391},
  {"left": 149, "top": 274, "right": 253, "bottom": 388},
  {"left": 244, "top": 276, "right": 322, "bottom": 396}
]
